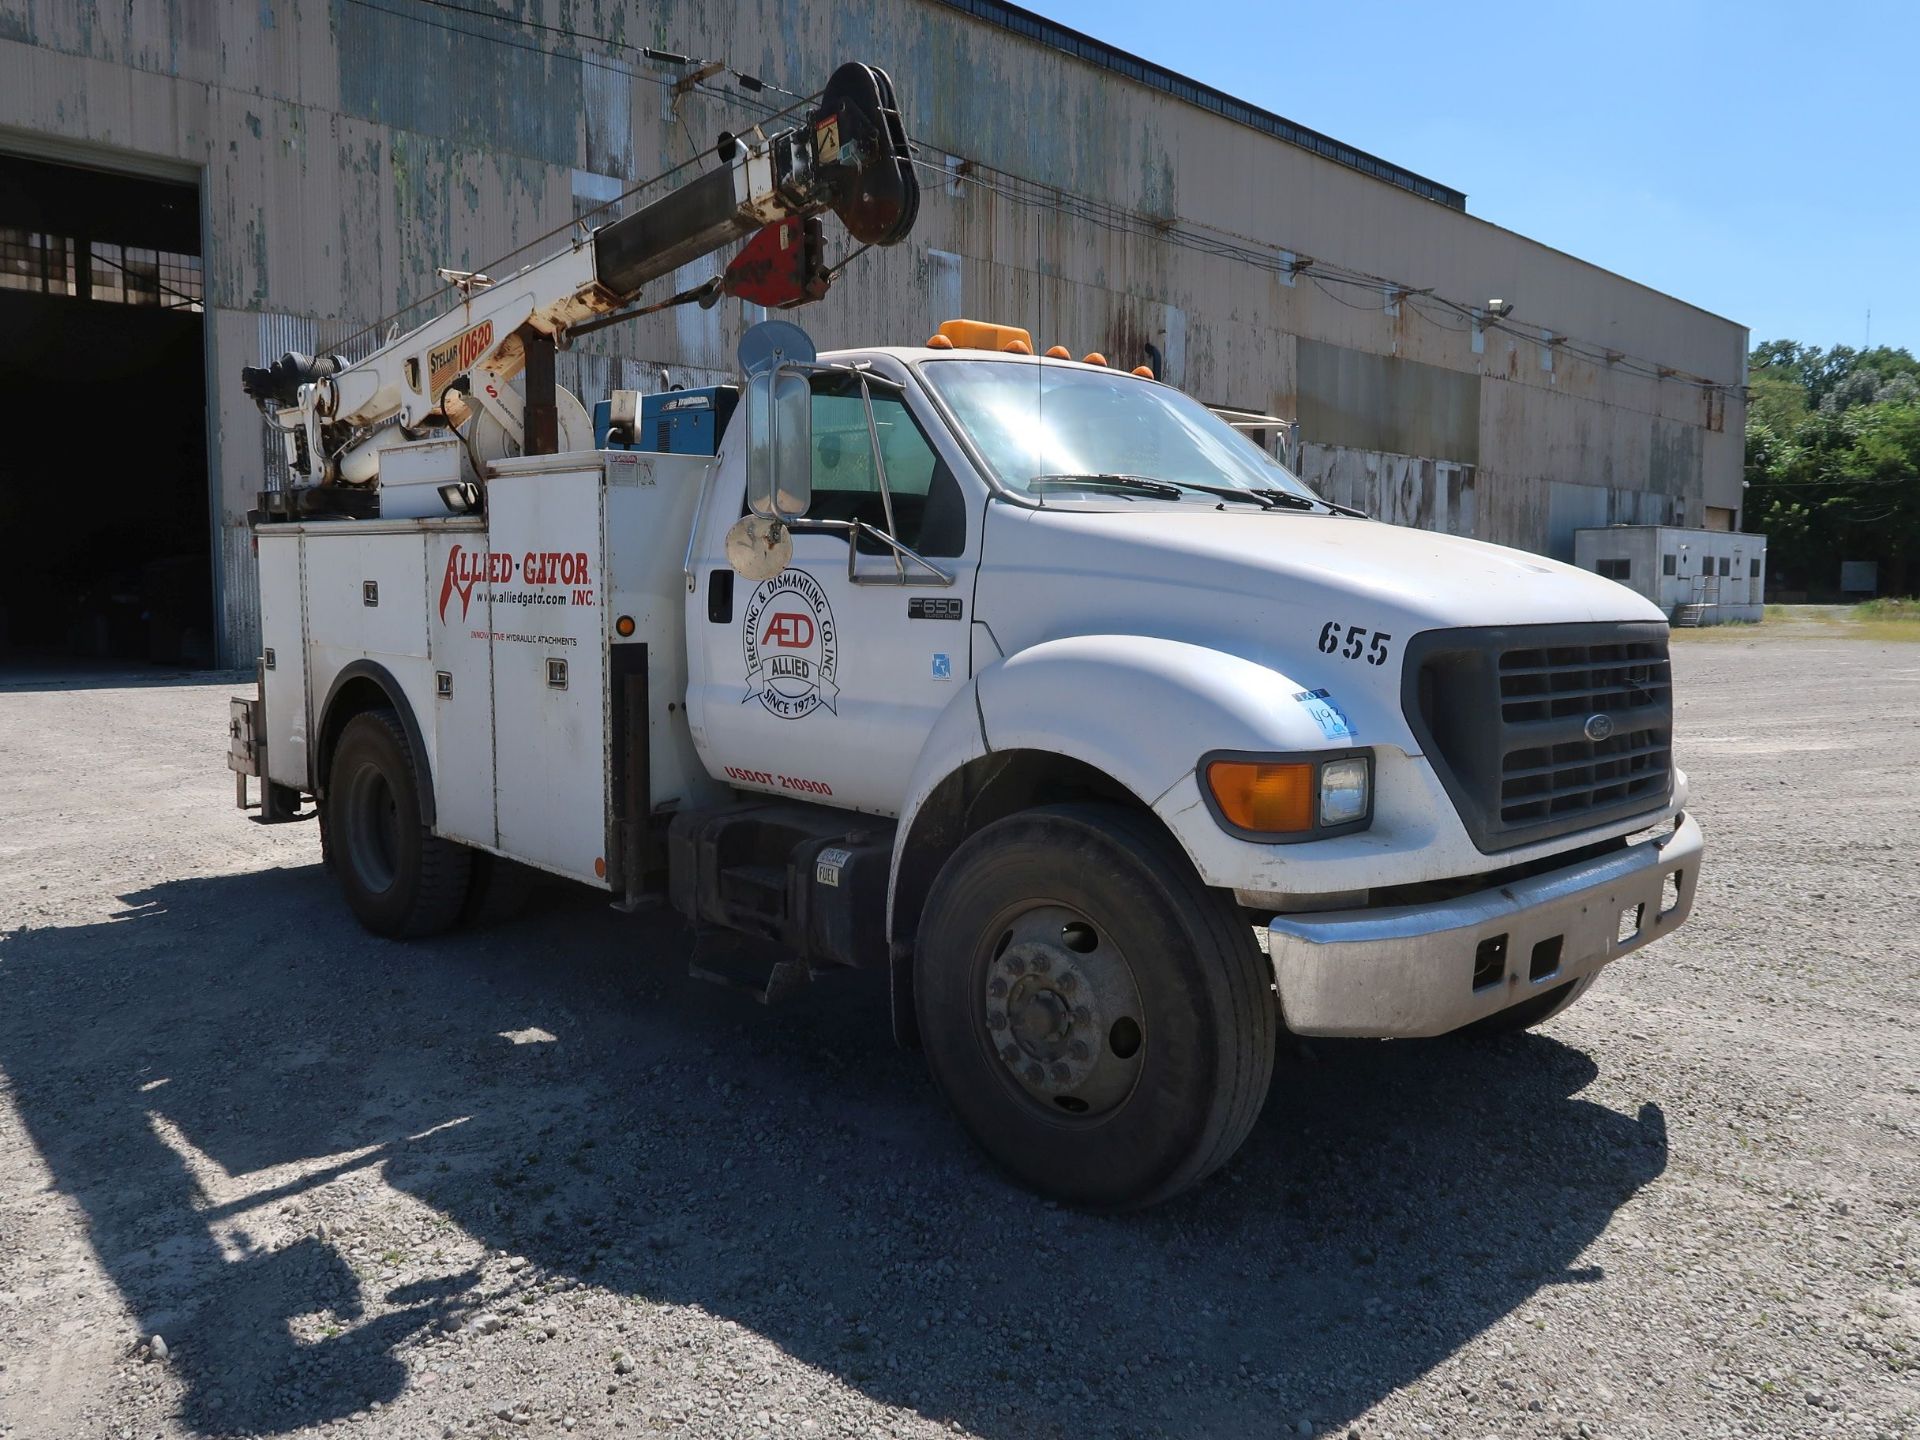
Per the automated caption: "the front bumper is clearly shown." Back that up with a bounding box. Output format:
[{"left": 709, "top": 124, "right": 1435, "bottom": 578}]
[{"left": 1266, "top": 813, "right": 1704, "bottom": 1037}]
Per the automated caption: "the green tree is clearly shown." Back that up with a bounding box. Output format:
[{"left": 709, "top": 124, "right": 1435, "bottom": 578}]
[{"left": 1745, "top": 340, "right": 1920, "bottom": 595}]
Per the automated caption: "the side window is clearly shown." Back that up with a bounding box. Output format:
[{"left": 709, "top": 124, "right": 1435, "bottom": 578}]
[
  {"left": 807, "top": 379, "right": 965, "bottom": 557},
  {"left": 1662, "top": 553, "right": 1677, "bottom": 577}
]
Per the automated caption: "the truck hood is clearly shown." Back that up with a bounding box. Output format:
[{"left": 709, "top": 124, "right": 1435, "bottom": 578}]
[
  {"left": 974, "top": 504, "right": 1668, "bottom": 756},
  {"left": 986, "top": 505, "right": 1665, "bottom": 632}
]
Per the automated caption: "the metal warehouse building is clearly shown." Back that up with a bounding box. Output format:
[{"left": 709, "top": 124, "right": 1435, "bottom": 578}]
[{"left": 0, "top": 0, "right": 1749, "bottom": 668}]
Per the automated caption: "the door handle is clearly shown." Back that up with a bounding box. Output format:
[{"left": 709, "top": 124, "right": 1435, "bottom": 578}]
[{"left": 707, "top": 569, "right": 733, "bottom": 623}]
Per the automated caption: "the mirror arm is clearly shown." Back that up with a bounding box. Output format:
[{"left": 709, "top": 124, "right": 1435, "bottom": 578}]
[
  {"left": 845, "top": 521, "right": 956, "bottom": 587},
  {"left": 854, "top": 371, "right": 907, "bottom": 582}
]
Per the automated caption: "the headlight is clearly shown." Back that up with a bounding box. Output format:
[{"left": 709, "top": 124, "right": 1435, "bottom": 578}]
[
  {"left": 1202, "top": 750, "right": 1373, "bottom": 841},
  {"left": 1319, "top": 756, "right": 1370, "bottom": 826}
]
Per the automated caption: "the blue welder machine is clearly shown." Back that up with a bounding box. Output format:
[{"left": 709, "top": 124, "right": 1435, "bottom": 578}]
[{"left": 593, "top": 385, "right": 740, "bottom": 458}]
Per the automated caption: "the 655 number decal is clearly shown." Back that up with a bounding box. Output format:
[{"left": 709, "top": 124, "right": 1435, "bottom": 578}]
[{"left": 1318, "top": 621, "right": 1393, "bottom": 666}]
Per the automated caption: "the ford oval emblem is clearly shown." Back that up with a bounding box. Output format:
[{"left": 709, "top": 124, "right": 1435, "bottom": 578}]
[{"left": 1584, "top": 713, "right": 1615, "bottom": 742}]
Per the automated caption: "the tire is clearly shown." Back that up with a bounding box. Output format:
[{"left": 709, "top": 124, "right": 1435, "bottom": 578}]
[
  {"left": 461, "top": 851, "right": 538, "bottom": 927},
  {"left": 914, "top": 802, "right": 1275, "bottom": 1210},
  {"left": 1459, "top": 975, "right": 1596, "bottom": 1036},
  {"left": 325, "top": 708, "right": 471, "bottom": 938}
]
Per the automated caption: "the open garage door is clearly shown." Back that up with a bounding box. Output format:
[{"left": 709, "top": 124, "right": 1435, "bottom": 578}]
[{"left": 0, "top": 151, "right": 210, "bottom": 668}]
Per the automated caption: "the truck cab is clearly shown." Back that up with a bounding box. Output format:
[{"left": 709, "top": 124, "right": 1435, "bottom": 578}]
[{"left": 237, "top": 316, "right": 1702, "bottom": 1209}]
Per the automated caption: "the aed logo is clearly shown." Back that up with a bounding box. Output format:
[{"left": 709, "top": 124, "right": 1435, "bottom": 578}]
[
  {"left": 742, "top": 569, "right": 839, "bottom": 720},
  {"left": 761, "top": 612, "right": 815, "bottom": 649}
]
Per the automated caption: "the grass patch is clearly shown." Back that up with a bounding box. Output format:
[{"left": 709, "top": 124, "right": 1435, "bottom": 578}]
[
  {"left": 1852, "top": 597, "right": 1920, "bottom": 622},
  {"left": 1675, "top": 600, "right": 1920, "bottom": 642}
]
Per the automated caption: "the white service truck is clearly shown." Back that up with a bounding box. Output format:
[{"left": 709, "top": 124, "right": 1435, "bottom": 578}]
[{"left": 230, "top": 62, "right": 1703, "bottom": 1209}]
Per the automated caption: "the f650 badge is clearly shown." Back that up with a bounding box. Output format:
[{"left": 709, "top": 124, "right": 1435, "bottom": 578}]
[{"left": 743, "top": 569, "right": 839, "bottom": 719}]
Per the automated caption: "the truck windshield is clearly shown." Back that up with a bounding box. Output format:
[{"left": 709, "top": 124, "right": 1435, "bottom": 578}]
[{"left": 919, "top": 359, "right": 1318, "bottom": 505}]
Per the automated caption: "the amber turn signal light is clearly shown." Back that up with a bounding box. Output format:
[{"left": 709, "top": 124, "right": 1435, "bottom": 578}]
[
  {"left": 1205, "top": 760, "right": 1314, "bottom": 834},
  {"left": 614, "top": 614, "right": 636, "bottom": 638}
]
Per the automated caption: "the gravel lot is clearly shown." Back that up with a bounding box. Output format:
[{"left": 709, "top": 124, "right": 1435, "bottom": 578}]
[{"left": 1, "top": 633, "right": 1915, "bottom": 1440}]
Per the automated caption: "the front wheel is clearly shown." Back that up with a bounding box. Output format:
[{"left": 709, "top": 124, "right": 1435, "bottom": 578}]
[
  {"left": 914, "top": 803, "right": 1275, "bottom": 1210},
  {"left": 326, "top": 708, "right": 470, "bottom": 938}
]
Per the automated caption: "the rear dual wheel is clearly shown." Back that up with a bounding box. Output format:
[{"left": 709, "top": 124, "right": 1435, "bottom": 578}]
[
  {"left": 326, "top": 709, "right": 471, "bottom": 939},
  {"left": 914, "top": 803, "right": 1275, "bottom": 1210}
]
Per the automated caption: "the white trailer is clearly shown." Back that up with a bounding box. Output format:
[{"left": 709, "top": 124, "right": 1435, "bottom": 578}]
[
  {"left": 1575, "top": 524, "right": 1767, "bottom": 624},
  {"left": 227, "top": 74, "right": 1704, "bottom": 1209}
]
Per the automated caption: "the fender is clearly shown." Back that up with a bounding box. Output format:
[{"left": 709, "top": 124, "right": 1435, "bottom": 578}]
[
  {"left": 975, "top": 633, "right": 1393, "bottom": 802},
  {"left": 314, "top": 659, "right": 438, "bottom": 827},
  {"left": 888, "top": 635, "right": 1354, "bottom": 914}
]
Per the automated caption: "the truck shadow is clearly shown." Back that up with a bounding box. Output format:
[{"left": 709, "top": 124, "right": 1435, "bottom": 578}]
[{"left": 0, "top": 864, "right": 1667, "bottom": 1438}]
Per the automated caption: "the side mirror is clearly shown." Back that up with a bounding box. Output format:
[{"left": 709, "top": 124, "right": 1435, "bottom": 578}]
[{"left": 745, "top": 368, "right": 812, "bottom": 520}]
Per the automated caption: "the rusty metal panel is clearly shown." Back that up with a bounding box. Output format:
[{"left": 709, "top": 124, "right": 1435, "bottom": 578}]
[
  {"left": 1296, "top": 339, "right": 1481, "bottom": 465},
  {"left": 218, "top": 518, "right": 261, "bottom": 665},
  {"left": 335, "top": 2, "right": 580, "bottom": 169},
  {"left": 254, "top": 311, "right": 319, "bottom": 493}
]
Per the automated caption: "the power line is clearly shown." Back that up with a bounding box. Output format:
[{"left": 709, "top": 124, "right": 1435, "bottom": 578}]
[{"left": 913, "top": 151, "right": 1740, "bottom": 397}]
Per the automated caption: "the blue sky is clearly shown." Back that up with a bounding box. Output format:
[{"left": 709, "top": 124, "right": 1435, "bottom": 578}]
[{"left": 1021, "top": 0, "right": 1915, "bottom": 355}]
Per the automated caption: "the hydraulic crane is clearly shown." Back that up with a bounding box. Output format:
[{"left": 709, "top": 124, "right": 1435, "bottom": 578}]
[{"left": 241, "top": 61, "right": 916, "bottom": 515}]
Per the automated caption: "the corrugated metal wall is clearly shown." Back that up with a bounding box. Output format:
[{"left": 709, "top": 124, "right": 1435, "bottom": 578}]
[{"left": 0, "top": 0, "right": 1749, "bottom": 664}]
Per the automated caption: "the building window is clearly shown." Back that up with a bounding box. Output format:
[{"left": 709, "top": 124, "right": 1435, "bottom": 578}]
[
  {"left": 0, "top": 231, "right": 201, "bottom": 311},
  {"left": 1596, "top": 558, "right": 1631, "bottom": 581},
  {"left": 1662, "top": 553, "right": 1677, "bottom": 577},
  {"left": 104, "top": 244, "right": 204, "bottom": 311},
  {"left": 1750, "top": 558, "right": 1761, "bottom": 578},
  {"left": 0, "top": 228, "right": 77, "bottom": 295},
  {"left": 1718, "top": 556, "right": 1731, "bottom": 576}
]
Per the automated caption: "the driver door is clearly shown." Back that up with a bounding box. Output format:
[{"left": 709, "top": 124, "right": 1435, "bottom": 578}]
[{"left": 688, "top": 368, "right": 981, "bottom": 815}]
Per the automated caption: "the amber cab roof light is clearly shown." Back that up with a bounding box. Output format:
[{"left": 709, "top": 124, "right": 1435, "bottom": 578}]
[{"left": 932, "top": 318, "right": 1034, "bottom": 353}]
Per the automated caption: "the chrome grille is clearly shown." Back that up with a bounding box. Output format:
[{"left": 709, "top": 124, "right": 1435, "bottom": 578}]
[{"left": 1403, "top": 623, "right": 1674, "bottom": 853}]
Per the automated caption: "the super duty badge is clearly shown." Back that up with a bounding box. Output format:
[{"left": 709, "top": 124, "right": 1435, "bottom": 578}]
[{"left": 908, "top": 598, "right": 963, "bottom": 621}]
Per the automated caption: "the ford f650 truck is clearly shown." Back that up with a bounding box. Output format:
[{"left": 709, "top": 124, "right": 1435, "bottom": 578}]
[{"left": 230, "top": 63, "right": 1703, "bottom": 1208}]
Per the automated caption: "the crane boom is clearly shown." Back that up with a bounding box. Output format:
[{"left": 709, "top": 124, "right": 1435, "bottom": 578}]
[{"left": 243, "top": 62, "right": 916, "bottom": 504}]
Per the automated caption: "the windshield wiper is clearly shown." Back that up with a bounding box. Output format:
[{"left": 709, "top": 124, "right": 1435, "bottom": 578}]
[
  {"left": 1025, "top": 473, "right": 1370, "bottom": 518},
  {"left": 1249, "top": 487, "right": 1371, "bottom": 518},
  {"left": 1029, "top": 473, "right": 1285, "bottom": 509},
  {"left": 1028, "top": 473, "right": 1186, "bottom": 501}
]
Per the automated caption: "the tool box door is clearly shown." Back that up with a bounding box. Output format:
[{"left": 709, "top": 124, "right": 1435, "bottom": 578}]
[
  {"left": 485, "top": 461, "right": 610, "bottom": 886},
  {"left": 425, "top": 526, "right": 497, "bottom": 848}
]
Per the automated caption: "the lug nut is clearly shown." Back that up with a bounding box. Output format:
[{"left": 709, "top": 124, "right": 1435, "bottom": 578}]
[
  {"left": 1050, "top": 1062, "right": 1071, "bottom": 1082},
  {"left": 1006, "top": 956, "right": 1026, "bottom": 975},
  {"left": 1056, "top": 972, "right": 1076, "bottom": 992},
  {"left": 988, "top": 978, "right": 1008, "bottom": 998},
  {"left": 988, "top": 1013, "right": 1007, "bottom": 1031},
  {"left": 1024, "top": 1063, "right": 1044, "bottom": 1084},
  {"left": 1031, "top": 954, "right": 1051, "bottom": 973},
  {"left": 1069, "top": 1040, "right": 1089, "bottom": 1060}
]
